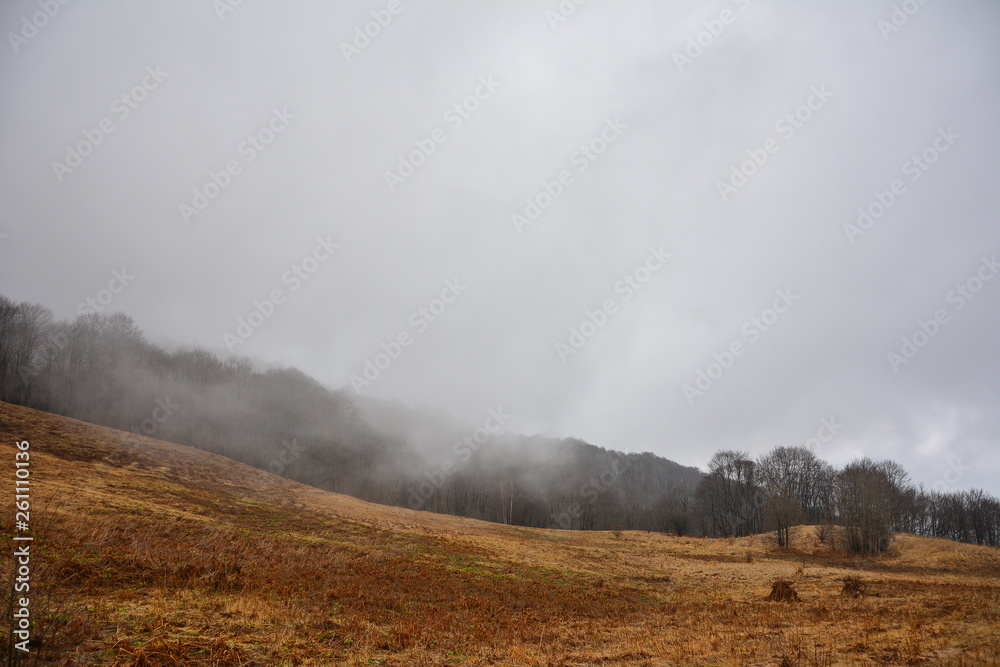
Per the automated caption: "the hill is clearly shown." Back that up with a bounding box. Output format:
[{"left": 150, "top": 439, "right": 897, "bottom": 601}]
[
  {"left": 2, "top": 401, "right": 999, "bottom": 665},
  {"left": 0, "top": 300, "right": 703, "bottom": 532}
]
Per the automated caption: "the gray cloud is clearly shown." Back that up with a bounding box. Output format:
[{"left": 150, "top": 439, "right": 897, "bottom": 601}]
[{"left": 2, "top": 0, "right": 998, "bottom": 493}]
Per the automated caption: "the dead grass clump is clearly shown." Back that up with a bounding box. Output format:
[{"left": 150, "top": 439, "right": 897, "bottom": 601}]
[
  {"left": 766, "top": 580, "right": 801, "bottom": 602},
  {"left": 110, "top": 635, "right": 255, "bottom": 666},
  {"left": 841, "top": 576, "right": 867, "bottom": 598}
]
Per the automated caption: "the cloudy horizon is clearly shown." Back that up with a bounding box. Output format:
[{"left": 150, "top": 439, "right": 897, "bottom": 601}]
[{"left": 2, "top": 0, "right": 999, "bottom": 493}]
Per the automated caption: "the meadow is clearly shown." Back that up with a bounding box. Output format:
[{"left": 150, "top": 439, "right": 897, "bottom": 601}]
[{"left": 2, "top": 400, "right": 998, "bottom": 666}]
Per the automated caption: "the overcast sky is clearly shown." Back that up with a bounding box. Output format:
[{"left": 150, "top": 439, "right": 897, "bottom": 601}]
[{"left": 2, "top": 0, "right": 999, "bottom": 494}]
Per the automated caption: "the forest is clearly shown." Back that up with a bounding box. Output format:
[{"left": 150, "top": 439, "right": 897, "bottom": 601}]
[{"left": 1, "top": 293, "right": 997, "bottom": 552}]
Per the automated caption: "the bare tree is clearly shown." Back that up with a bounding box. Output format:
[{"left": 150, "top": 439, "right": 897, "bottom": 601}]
[
  {"left": 695, "top": 450, "right": 762, "bottom": 537},
  {"left": 834, "top": 458, "right": 907, "bottom": 555},
  {"left": 757, "top": 446, "right": 833, "bottom": 548}
]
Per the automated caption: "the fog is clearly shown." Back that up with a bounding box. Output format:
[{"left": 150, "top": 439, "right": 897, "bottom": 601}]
[{"left": 2, "top": 0, "right": 999, "bottom": 494}]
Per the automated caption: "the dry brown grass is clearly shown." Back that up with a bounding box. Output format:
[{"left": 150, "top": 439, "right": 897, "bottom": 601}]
[
  {"left": 2, "top": 400, "right": 999, "bottom": 665},
  {"left": 839, "top": 576, "right": 867, "bottom": 600},
  {"left": 766, "top": 580, "right": 801, "bottom": 603}
]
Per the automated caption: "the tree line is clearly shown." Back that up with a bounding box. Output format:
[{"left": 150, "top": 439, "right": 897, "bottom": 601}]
[
  {"left": 0, "top": 295, "right": 701, "bottom": 531},
  {"left": 692, "top": 448, "right": 1000, "bottom": 553},
  {"left": 1, "top": 294, "right": 997, "bottom": 552}
]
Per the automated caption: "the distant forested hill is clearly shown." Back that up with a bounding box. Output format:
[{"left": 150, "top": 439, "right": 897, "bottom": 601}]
[{"left": 0, "top": 294, "right": 703, "bottom": 531}]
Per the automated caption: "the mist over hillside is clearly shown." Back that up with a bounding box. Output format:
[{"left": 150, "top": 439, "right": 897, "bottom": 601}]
[
  {"left": 4, "top": 2, "right": 1000, "bottom": 663},
  {"left": 0, "top": 294, "right": 704, "bottom": 531},
  {"left": 3, "top": 2, "right": 999, "bottom": 500},
  {"left": 3, "top": 294, "right": 997, "bottom": 548}
]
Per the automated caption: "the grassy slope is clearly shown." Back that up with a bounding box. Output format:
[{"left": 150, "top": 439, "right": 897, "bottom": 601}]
[{"left": 1, "top": 400, "right": 998, "bottom": 666}]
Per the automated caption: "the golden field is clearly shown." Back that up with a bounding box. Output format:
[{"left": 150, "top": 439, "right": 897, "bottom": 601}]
[{"left": 1, "top": 400, "right": 998, "bottom": 666}]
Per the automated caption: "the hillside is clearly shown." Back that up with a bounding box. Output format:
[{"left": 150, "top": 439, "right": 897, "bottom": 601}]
[
  {"left": 0, "top": 300, "right": 704, "bottom": 533},
  {"left": 8, "top": 298, "right": 996, "bottom": 548},
  {"left": 2, "top": 400, "right": 999, "bottom": 666}
]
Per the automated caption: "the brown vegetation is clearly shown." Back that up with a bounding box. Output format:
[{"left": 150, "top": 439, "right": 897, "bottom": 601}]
[
  {"left": 2, "top": 401, "right": 1000, "bottom": 665},
  {"left": 841, "top": 576, "right": 868, "bottom": 599},
  {"left": 766, "top": 580, "right": 800, "bottom": 602}
]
